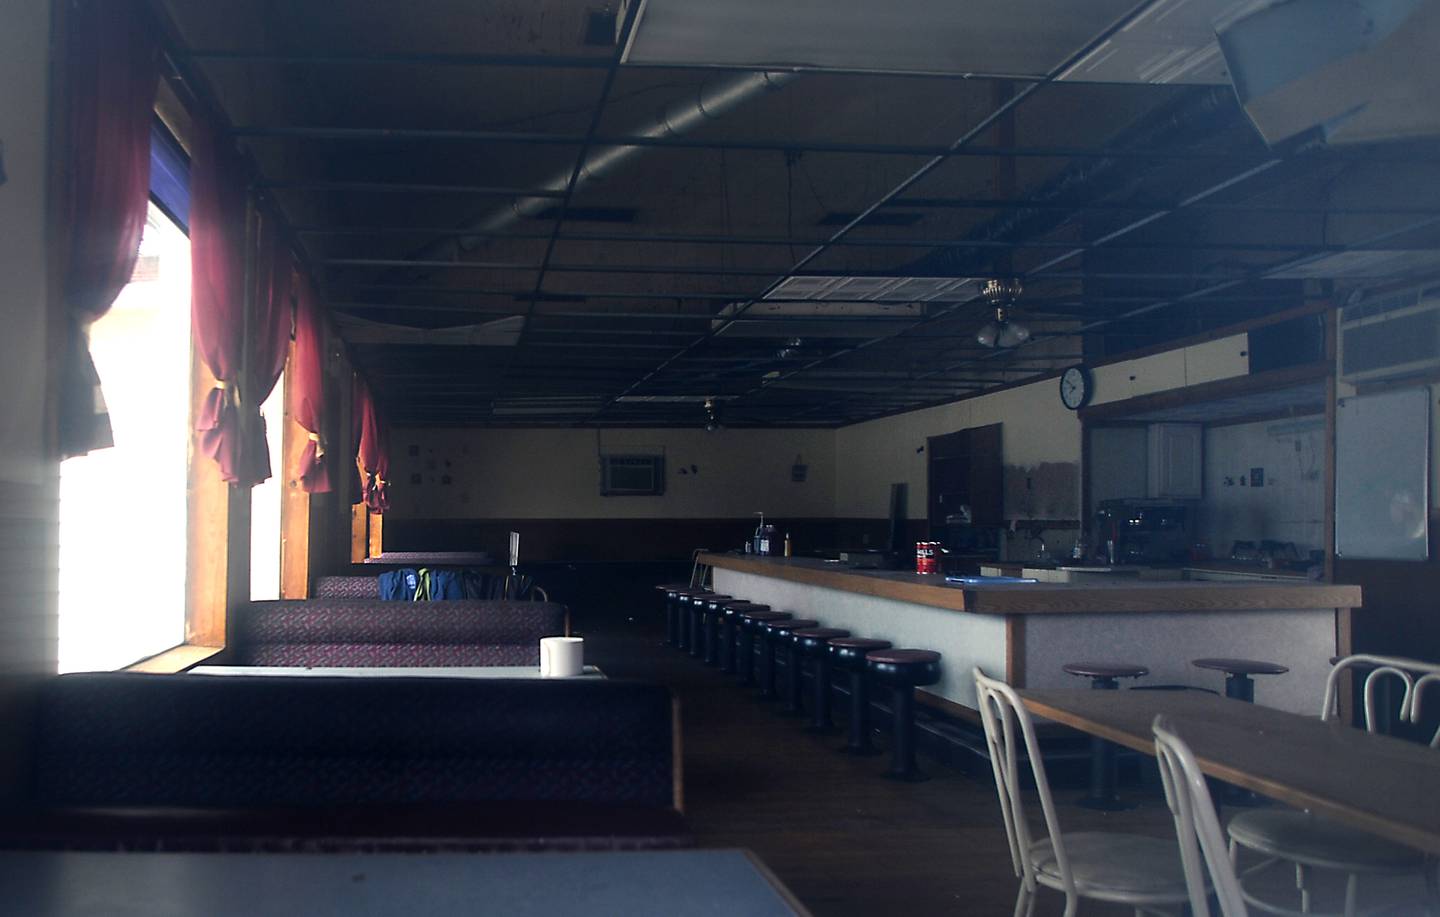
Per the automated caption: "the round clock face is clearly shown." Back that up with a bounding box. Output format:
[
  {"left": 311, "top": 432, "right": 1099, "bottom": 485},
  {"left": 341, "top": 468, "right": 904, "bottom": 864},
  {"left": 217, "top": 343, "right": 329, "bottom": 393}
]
[{"left": 1060, "top": 365, "right": 1091, "bottom": 410}]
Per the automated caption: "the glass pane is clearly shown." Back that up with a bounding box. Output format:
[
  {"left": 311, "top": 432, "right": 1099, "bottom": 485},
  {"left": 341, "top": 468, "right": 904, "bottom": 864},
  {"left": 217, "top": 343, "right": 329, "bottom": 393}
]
[
  {"left": 250, "top": 373, "right": 285, "bottom": 600},
  {"left": 59, "top": 203, "right": 190, "bottom": 672}
]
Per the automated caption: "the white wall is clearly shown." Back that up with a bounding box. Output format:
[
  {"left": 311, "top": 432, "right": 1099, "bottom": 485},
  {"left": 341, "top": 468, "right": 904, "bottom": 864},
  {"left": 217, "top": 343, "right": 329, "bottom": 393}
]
[
  {"left": 0, "top": 0, "right": 58, "bottom": 675},
  {"left": 387, "top": 427, "right": 836, "bottom": 520},
  {"left": 835, "top": 334, "right": 1251, "bottom": 520},
  {"left": 1200, "top": 417, "right": 1326, "bottom": 557}
]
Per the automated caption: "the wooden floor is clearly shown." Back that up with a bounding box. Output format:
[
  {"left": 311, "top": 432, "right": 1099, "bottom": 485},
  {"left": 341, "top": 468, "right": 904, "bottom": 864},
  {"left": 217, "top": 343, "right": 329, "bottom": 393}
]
[
  {"left": 574, "top": 588, "right": 1432, "bottom": 916},
  {"left": 581, "top": 607, "right": 1182, "bottom": 916}
]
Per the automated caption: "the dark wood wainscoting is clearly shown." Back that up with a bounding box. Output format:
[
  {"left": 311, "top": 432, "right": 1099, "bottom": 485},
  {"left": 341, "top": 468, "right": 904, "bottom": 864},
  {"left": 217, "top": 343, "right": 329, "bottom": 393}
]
[{"left": 380, "top": 517, "right": 931, "bottom": 563}]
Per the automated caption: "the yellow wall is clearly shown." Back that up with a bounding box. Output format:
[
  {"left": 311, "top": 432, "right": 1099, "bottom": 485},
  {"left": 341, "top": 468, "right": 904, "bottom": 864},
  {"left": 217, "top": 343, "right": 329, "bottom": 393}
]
[{"left": 387, "top": 427, "right": 837, "bottom": 520}]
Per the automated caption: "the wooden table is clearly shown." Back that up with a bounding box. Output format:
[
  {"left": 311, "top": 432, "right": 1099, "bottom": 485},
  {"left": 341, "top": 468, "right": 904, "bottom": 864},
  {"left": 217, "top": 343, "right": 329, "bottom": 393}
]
[
  {"left": 1019, "top": 689, "right": 1440, "bottom": 855},
  {"left": 0, "top": 848, "right": 807, "bottom": 916},
  {"left": 189, "top": 665, "right": 605, "bottom": 679}
]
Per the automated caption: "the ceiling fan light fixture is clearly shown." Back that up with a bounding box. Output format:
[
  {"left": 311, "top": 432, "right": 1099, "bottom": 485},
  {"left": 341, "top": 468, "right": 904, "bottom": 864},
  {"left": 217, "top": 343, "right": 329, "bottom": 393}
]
[
  {"left": 976, "top": 319, "right": 1001, "bottom": 349},
  {"left": 997, "top": 321, "right": 1031, "bottom": 348},
  {"left": 703, "top": 397, "right": 723, "bottom": 432}
]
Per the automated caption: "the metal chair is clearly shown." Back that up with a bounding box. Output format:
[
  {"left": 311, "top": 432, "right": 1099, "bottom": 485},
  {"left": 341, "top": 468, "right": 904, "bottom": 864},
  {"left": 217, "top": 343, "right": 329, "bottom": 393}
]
[
  {"left": 974, "top": 667, "right": 1191, "bottom": 917},
  {"left": 1153, "top": 715, "right": 1249, "bottom": 917},
  {"left": 1226, "top": 654, "right": 1439, "bottom": 917}
]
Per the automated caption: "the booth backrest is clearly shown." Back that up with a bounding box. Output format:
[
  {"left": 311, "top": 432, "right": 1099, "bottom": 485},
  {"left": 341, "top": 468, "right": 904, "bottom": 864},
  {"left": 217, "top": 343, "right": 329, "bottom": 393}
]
[
  {"left": 29, "top": 673, "right": 676, "bottom": 811},
  {"left": 312, "top": 575, "right": 379, "bottom": 598},
  {"left": 230, "top": 599, "right": 567, "bottom": 666}
]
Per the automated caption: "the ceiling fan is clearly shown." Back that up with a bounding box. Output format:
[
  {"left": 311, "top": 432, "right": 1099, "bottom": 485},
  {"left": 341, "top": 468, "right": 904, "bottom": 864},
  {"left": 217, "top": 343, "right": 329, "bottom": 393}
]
[{"left": 975, "top": 279, "right": 1031, "bottom": 349}]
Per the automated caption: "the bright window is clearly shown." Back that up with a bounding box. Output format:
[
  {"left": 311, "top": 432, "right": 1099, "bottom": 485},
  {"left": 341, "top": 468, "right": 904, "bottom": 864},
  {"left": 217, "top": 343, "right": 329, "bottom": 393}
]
[
  {"left": 59, "top": 203, "right": 191, "bottom": 672},
  {"left": 249, "top": 373, "right": 284, "bottom": 600}
]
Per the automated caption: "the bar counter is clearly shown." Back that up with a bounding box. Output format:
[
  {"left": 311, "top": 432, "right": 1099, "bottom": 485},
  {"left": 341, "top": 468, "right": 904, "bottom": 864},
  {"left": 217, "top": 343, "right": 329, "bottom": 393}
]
[{"left": 700, "top": 554, "right": 1361, "bottom": 715}]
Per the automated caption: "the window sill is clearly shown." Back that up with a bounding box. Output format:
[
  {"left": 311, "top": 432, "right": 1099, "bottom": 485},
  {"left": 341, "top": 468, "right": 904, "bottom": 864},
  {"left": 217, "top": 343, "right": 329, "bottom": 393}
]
[{"left": 123, "top": 643, "right": 225, "bottom": 673}]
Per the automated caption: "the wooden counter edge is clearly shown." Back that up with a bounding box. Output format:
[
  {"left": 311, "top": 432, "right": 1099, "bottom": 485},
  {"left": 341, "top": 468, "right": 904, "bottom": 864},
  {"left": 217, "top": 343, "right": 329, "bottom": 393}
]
[{"left": 700, "top": 554, "right": 1362, "bottom": 616}]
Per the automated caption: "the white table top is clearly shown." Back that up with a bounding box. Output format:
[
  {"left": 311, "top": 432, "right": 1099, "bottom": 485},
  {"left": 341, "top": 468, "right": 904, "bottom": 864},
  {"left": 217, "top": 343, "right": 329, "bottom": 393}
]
[
  {"left": 189, "top": 665, "right": 605, "bottom": 679},
  {"left": 0, "top": 849, "right": 806, "bottom": 916}
]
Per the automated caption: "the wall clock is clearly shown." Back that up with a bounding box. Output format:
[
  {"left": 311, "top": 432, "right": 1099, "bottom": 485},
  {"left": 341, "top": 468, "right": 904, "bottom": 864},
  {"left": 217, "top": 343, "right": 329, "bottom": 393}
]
[{"left": 1059, "top": 365, "right": 1092, "bottom": 411}]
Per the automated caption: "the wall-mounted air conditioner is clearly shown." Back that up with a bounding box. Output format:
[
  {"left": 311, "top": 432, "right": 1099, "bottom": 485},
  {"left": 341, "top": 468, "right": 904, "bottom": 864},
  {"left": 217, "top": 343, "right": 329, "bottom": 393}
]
[
  {"left": 600, "top": 454, "right": 665, "bottom": 496},
  {"left": 1339, "top": 283, "right": 1440, "bottom": 383}
]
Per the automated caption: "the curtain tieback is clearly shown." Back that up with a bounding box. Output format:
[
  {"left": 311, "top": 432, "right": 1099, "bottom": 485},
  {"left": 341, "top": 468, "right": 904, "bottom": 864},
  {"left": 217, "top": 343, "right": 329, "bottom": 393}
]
[
  {"left": 308, "top": 431, "right": 325, "bottom": 459},
  {"left": 213, "top": 379, "right": 241, "bottom": 408}
]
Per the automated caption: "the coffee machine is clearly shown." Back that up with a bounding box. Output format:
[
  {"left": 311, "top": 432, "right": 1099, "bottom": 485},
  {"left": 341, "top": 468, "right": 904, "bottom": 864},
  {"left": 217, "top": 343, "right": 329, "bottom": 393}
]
[{"left": 1091, "top": 499, "right": 1193, "bottom": 565}]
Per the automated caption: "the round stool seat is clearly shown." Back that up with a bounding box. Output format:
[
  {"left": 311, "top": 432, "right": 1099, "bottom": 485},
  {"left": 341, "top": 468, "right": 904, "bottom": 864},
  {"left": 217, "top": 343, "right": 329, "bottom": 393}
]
[
  {"left": 1063, "top": 662, "right": 1149, "bottom": 680},
  {"left": 1192, "top": 658, "right": 1289, "bottom": 676},
  {"left": 793, "top": 628, "right": 851, "bottom": 654},
  {"left": 829, "top": 638, "right": 892, "bottom": 670},
  {"left": 760, "top": 618, "right": 819, "bottom": 636},
  {"left": 722, "top": 602, "right": 759, "bottom": 623},
  {"left": 866, "top": 649, "right": 942, "bottom": 687},
  {"left": 706, "top": 596, "right": 744, "bottom": 609},
  {"left": 657, "top": 582, "right": 690, "bottom": 593},
  {"left": 738, "top": 608, "right": 785, "bottom": 623}
]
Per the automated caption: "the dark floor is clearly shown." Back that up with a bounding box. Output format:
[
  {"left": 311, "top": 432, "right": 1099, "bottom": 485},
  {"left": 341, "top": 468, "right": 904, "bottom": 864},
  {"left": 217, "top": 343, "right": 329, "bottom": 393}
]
[{"left": 573, "top": 591, "right": 1186, "bottom": 916}]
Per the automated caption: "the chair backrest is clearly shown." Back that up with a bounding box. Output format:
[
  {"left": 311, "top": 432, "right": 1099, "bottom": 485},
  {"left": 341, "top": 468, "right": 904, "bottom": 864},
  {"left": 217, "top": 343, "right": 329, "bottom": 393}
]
[
  {"left": 1153, "top": 715, "right": 1248, "bottom": 917},
  {"left": 973, "top": 668, "right": 1073, "bottom": 901},
  {"left": 1323, "top": 654, "right": 1440, "bottom": 746}
]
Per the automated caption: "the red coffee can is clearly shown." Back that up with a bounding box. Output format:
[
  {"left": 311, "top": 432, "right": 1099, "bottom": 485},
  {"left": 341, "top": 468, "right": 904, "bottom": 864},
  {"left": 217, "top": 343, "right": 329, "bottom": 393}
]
[{"left": 915, "top": 541, "right": 941, "bottom": 575}]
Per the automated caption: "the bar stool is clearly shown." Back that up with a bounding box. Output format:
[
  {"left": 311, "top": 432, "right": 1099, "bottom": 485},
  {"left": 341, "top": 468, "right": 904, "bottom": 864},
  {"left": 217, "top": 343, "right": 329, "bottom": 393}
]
[
  {"left": 830, "top": 637, "right": 891, "bottom": 755},
  {"left": 658, "top": 585, "right": 690, "bottom": 647},
  {"left": 1193, "top": 657, "right": 1288, "bottom": 807},
  {"left": 866, "top": 649, "right": 942, "bottom": 781},
  {"left": 792, "top": 627, "right": 850, "bottom": 732},
  {"left": 776, "top": 624, "right": 838, "bottom": 717},
  {"left": 703, "top": 597, "right": 744, "bottom": 667},
  {"left": 1192, "top": 658, "right": 1289, "bottom": 703},
  {"left": 1063, "top": 662, "right": 1149, "bottom": 811},
  {"left": 672, "top": 589, "right": 705, "bottom": 652},
  {"left": 688, "top": 593, "right": 728, "bottom": 660},
  {"left": 734, "top": 606, "right": 783, "bottom": 686},
  {"left": 756, "top": 618, "right": 818, "bottom": 702},
  {"left": 719, "top": 603, "right": 751, "bottom": 674}
]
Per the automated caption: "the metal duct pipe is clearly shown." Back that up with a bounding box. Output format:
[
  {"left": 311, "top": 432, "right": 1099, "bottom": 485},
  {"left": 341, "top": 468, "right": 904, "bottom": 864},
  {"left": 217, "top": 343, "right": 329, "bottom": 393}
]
[
  {"left": 447, "top": 70, "right": 795, "bottom": 253},
  {"left": 908, "top": 85, "right": 1241, "bottom": 275}
]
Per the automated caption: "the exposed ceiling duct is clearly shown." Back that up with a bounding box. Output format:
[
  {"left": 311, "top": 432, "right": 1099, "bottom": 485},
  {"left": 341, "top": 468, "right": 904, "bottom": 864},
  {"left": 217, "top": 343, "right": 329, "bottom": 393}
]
[
  {"left": 1217, "top": 0, "right": 1440, "bottom": 145},
  {"left": 432, "top": 69, "right": 796, "bottom": 258},
  {"left": 907, "top": 85, "right": 1243, "bottom": 276}
]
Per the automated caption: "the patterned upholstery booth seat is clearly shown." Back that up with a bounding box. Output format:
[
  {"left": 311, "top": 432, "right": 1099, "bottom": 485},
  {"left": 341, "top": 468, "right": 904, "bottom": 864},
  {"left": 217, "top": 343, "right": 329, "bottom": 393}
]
[
  {"left": 229, "top": 600, "right": 569, "bottom": 667},
  {"left": 0, "top": 673, "right": 685, "bottom": 851},
  {"left": 312, "top": 575, "right": 381, "bottom": 598}
]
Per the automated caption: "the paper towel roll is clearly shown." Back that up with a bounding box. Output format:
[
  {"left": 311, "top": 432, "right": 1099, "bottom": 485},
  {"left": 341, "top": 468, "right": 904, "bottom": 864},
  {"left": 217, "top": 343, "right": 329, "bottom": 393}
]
[{"left": 539, "top": 636, "right": 584, "bottom": 677}]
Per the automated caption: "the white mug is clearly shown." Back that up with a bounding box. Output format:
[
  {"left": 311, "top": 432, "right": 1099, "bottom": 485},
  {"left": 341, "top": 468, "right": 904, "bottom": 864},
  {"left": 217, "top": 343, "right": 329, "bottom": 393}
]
[{"left": 539, "top": 636, "right": 584, "bottom": 677}]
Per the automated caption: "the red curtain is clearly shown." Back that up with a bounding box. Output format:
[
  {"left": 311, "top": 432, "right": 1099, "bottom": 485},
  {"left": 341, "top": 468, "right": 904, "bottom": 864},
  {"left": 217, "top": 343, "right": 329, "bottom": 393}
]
[
  {"left": 351, "top": 375, "right": 367, "bottom": 504},
  {"left": 190, "top": 128, "right": 294, "bottom": 487},
  {"left": 243, "top": 218, "right": 294, "bottom": 486},
  {"left": 290, "top": 273, "right": 331, "bottom": 492},
  {"left": 355, "top": 377, "right": 390, "bottom": 513},
  {"left": 190, "top": 123, "right": 249, "bottom": 482},
  {"left": 58, "top": 0, "right": 158, "bottom": 458}
]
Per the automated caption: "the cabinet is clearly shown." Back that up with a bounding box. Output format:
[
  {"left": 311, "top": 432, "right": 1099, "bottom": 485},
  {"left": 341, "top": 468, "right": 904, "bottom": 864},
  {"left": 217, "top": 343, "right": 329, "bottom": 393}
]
[
  {"left": 1147, "top": 423, "right": 1202, "bottom": 498},
  {"left": 927, "top": 424, "right": 1003, "bottom": 533}
]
